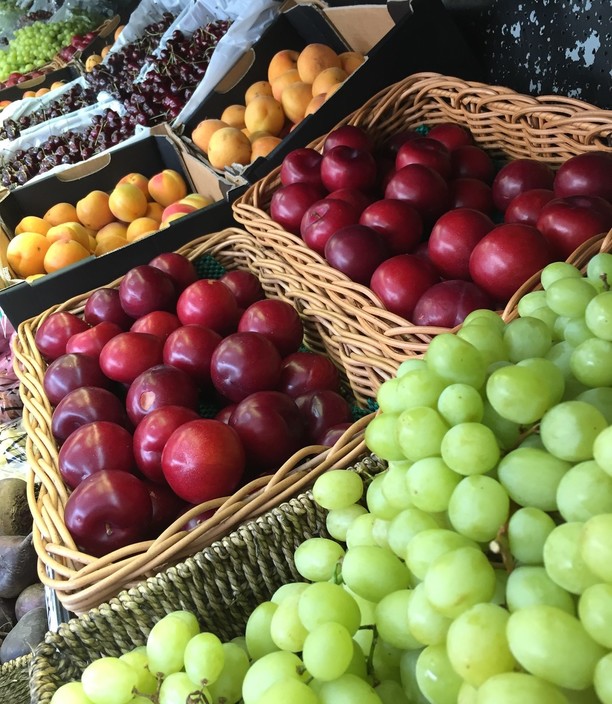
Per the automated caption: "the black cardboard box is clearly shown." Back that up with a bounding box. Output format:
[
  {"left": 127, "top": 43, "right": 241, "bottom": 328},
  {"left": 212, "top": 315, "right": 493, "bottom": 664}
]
[
  {"left": 0, "top": 128, "right": 239, "bottom": 328},
  {"left": 179, "top": 0, "right": 483, "bottom": 186}
]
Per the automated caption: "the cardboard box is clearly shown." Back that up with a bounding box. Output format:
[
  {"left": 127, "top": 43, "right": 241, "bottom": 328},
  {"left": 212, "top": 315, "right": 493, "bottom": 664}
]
[
  {"left": 0, "top": 127, "right": 239, "bottom": 328},
  {"left": 178, "top": 0, "right": 483, "bottom": 186},
  {"left": 0, "top": 64, "right": 82, "bottom": 103}
]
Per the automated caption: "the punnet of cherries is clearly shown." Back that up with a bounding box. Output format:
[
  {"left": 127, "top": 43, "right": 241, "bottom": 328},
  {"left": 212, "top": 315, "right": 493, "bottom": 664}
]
[
  {"left": 34, "top": 253, "right": 358, "bottom": 558},
  {"left": 269, "top": 122, "right": 612, "bottom": 327},
  {"left": 0, "top": 15, "right": 232, "bottom": 187}
]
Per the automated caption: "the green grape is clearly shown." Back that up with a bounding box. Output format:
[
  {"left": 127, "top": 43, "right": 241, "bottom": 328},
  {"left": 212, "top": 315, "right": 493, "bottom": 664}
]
[
  {"left": 313, "top": 470, "right": 364, "bottom": 510},
  {"left": 446, "top": 602, "right": 516, "bottom": 686},
  {"left": 119, "top": 646, "right": 157, "bottom": 696},
  {"left": 297, "top": 582, "right": 361, "bottom": 634},
  {"left": 343, "top": 584, "right": 376, "bottom": 626},
  {"left": 50, "top": 682, "right": 94, "bottom": 704},
  {"left": 158, "top": 672, "right": 207, "bottom": 704},
  {"left": 507, "top": 604, "right": 606, "bottom": 690},
  {"left": 271, "top": 582, "right": 309, "bottom": 604},
  {"left": 415, "top": 644, "right": 463, "bottom": 704},
  {"left": 387, "top": 506, "right": 440, "bottom": 558},
  {"left": 440, "top": 422, "right": 500, "bottom": 475},
  {"left": 557, "top": 460, "right": 612, "bottom": 521},
  {"left": 517, "top": 357, "right": 565, "bottom": 405},
  {"left": 571, "top": 337, "right": 612, "bottom": 386},
  {"left": 293, "top": 538, "right": 345, "bottom": 582},
  {"left": 447, "top": 475, "right": 509, "bottom": 542},
  {"left": 397, "top": 406, "right": 449, "bottom": 461},
  {"left": 546, "top": 340, "right": 576, "bottom": 379},
  {"left": 423, "top": 546, "right": 496, "bottom": 618},
  {"left": 586, "top": 251, "right": 612, "bottom": 285},
  {"left": 458, "top": 681, "right": 478, "bottom": 704},
  {"left": 527, "top": 305, "right": 559, "bottom": 333},
  {"left": 491, "top": 567, "right": 509, "bottom": 605},
  {"left": 437, "top": 382, "right": 485, "bottom": 425},
  {"left": 486, "top": 363, "right": 557, "bottom": 424},
  {"left": 146, "top": 613, "right": 196, "bottom": 677},
  {"left": 475, "top": 672, "right": 570, "bottom": 704},
  {"left": 242, "top": 651, "right": 308, "bottom": 704},
  {"left": 406, "top": 582, "right": 452, "bottom": 645},
  {"left": 585, "top": 290, "right": 612, "bottom": 340},
  {"left": 375, "top": 679, "right": 411, "bottom": 704},
  {"left": 543, "top": 522, "right": 600, "bottom": 594},
  {"left": 184, "top": 632, "right": 225, "bottom": 687},
  {"left": 456, "top": 323, "right": 509, "bottom": 368},
  {"left": 396, "top": 358, "right": 427, "bottom": 376},
  {"left": 518, "top": 432, "right": 545, "bottom": 449},
  {"left": 540, "top": 400, "right": 607, "bottom": 462},
  {"left": 506, "top": 565, "right": 576, "bottom": 614},
  {"left": 380, "top": 460, "right": 413, "bottom": 510},
  {"left": 254, "top": 677, "right": 319, "bottom": 704},
  {"left": 374, "top": 589, "right": 422, "bottom": 650},
  {"left": 269, "top": 590, "right": 308, "bottom": 652},
  {"left": 395, "top": 367, "right": 448, "bottom": 409},
  {"left": 208, "top": 642, "right": 250, "bottom": 704},
  {"left": 405, "top": 528, "right": 477, "bottom": 581},
  {"left": 507, "top": 507, "right": 557, "bottom": 564},
  {"left": 577, "top": 387, "right": 612, "bottom": 423},
  {"left": 340, "top": 545, "right": 410, "bottom": 602},
  {"left": 480, "top": 399, "right": 521, "bottom": 450},
  {"left": 399, "top": 648, "right": 429, "bottom": 704},
  {"left": 593, "top": 425, "right": 612, "bottom": 476},
  {"left": 497, "top": 447, "right": 570, "bottom": 510},
  {"left": 578, "top": 583, "right": 612, "bottom": 649},
  {"left": 326, "top": 503, "right": 368, "bottom": 542},
  {"left": 366, "top": 473, "right": 401, "bottom": 519},
  {"left": 405, "top": 457, "right": 462, "bottom": 512},
  {"left": 545, "top": 277, "right": 598, "bottom": 318},
  {"left": 372, "top": 517, "right": 391, "bottom": 549},
  {"left": 81, "top": 658, "right": 138, "bottom": 704},
  {"left": 553, "top": 315, "right": 572, "bottom": 342},
  {"left": 372, "top": 638, "right": 403, "bottom": 682},
  {"left": 564, "top": 318, "right": 593, "bottom": 346},
  {"left": 541, "top": 261, "right": 582, "bottom": 289},
  {"left": 301, "top": 621, "right": 354, "bottom": 681},
  {"left": 580, "top": 513, "right": 612, "bottom": 582},
  {"left": 517, "top": 289, "right": 548, "bottom": 316},
  {"left": 345, "top": 639, "right": 368, "bottom": 679},
  {"left": 503, "top": 316, "right": 552, "bottom": 361},
  {"left": 245, "top": 601, "right": 279, "bottom": 661},
  {"left": 364, "top": 413, "right": 404, "bottom": 461},
  {"left": 425, "top": 333, "right": 486, "bottom": 388},
  {"left": 376, "top": 377, "right": 406, "bottom": 414},
  {"left": 462, "top": 308, "right": 506, "bottom": 332},
  {"left": 594, "top": 653, "right": 612, "bottom": 704},
  {"left": 318, "top": 673, "right": 383, "bottom": 704},
  {"left": 345, "top": 512, "right": 377, "bottom": 548}
]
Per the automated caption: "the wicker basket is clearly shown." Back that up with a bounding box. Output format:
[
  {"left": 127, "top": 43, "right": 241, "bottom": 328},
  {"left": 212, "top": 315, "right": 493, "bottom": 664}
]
[
  {"left": 233, "top": 71, "right": 612, "bottom": 401},
  {"left": 29, "top": 453, "right": 386, "bottom": 704},
  {"left": 12, "top": 227, "right": 378, "bottom": 615},
  {"left": 0, "top": 655, "right": 30, "bottom": 704}
]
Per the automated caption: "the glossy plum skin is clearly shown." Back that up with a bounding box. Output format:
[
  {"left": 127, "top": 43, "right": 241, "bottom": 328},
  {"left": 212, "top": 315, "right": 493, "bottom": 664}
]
[
  {"left": 99, "top": 332, "right": 164, "bottom": 385},
  {"left": 279, "top": 351, "right": 341, "bottom": 398},
  {"left": 176, "top": 279, "right": 240, "bottom": 336},
  {"left": 162, "top": 324, "right": 222, "bottom": 388},
  {"left": 83, "top": 289, "right": 134, "bottom": 330},
  {"left": 35, "top": 312, "right": 90, "bottom": 362},
  {"left": 238, "top": 299, "right": 304, "bottom": 357},
  {"left": 118, "top": 265, "right": 177, "bottom": 318},
  {"left": 324, "top": 224, "right": 390, "bottom": 285},
  {"left": 43, "top": 352, "right": 110, "bottom": 405},
  {"left": 148, "top": 252, "right": 198, "bottom": 293}
]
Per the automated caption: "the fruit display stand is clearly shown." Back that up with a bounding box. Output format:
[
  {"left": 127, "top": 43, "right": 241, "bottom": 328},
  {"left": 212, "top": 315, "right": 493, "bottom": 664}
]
[
  {"left": 232, "top": 71, "right": 612, "bottom": 402},
  {"left": 11, "top": 226, "right": 379, "bottom": 615},
  {"left": 0, "top": 63, "right": 82, "bottom": 105}
]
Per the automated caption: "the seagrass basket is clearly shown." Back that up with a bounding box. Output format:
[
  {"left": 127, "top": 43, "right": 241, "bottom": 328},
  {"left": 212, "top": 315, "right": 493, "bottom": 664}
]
[
  {"left": 0, "top": 654, "right": 31, "bottom": 704},
  {"left": 12, "top": 226, "right": 378, "bottom": 615},
  {"left": 233, "top": 71, "right": 612, "bottom": 401},
  {"left": 29, "top": 453, "right": 386, "bottom": 704}
]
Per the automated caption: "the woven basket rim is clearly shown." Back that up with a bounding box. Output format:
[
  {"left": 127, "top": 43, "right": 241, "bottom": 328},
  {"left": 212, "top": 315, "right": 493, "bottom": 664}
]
[{"left": 13, "top": 226, "right": 375, "bottom": 614}]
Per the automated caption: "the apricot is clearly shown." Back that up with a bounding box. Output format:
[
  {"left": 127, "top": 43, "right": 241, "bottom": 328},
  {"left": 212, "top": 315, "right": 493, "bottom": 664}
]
[
  {"left": 191, "top": 119, "right": 228, "bottom": 154},
  {"left": 144, "top": 202, "right": 164, "bottom": 222},
  {"left": 76, "top": 190, "right": 114, "bottom": 230},
  {"left": 297, "top": 44, "right": 341, "bottom": 84},
  {"left": 43, "top": 239, "right": 90, "bottom": 273},
  {"left": 325, "top": 82, "right": 344, "bottom": 100},
  {"left": 23, "top": 91, "right": 36, "bottom": 99},
  {"left": 245, "top": 80, "right": 273, "bottom": 104},
  {"left": 244, "top": 95, "right": 285, "bottom": 137},
  {"left": 0, "top": 100, "right": 11, "bottom": 110},
  {"left": 268, "top": 49, "right": 299, "bottom": 84},
  {"left": 114, "top": 25, "right": 125, "bottom": 42},
  {"left": 271, "top": 69, "right": 301, "bottom": 102},
  {"left": 248, "top": 130, "right": 272, "bottom": 144},
  {"left": 207, "top": 127, "right": 252, "bottom": 170},
  {"left": 220, "top": 104, "right": 246, "bottom": 129},
  {"left": 281, "top": 82, "right": 313, "bottom": 125},
  {"left": 50, "top": 81, "right": 65, "bottom": 91},
  {"left": 180, "top": 194, "right": 213, "bottom": 209},
  {"left": 108, "top": 183, "right": 148, "bottom": 222},
  {"left": 95, "top": 235, "right": 127, "bottom": 256},
  {"left": 85, "top": 55, "right": 102, "bottom": 72},
  {"left": 35, "top": 88, "right": 49, "bottom": 98},
  {"left": 117, "top": 173, "right": 150, "bottom": 199},
  {"left": 161, "top": 202, "right": 196, "bottom": 224},
  {"left": 96, "top": 222, "right": 128, "bottom": 242},
  {"left": 87, "top": 234, "right": 97, "bottom": 252},
  {"left": 147, "top": 169, "right": 188, "bottom": 207},
  {"left": 159, "top": 212, "right": 188, "bottom": 229},
  {"left": 311, "top": 67, "right": 347, "bottom": 97},
  {"left": 6, "top": 232, "right": 50, "bottom": 278},
  {"left": 43, "top": 202, "right": 79, "bottom": 227},
  {"left": 339, "top": 51, "right": 365, "bottom": 75},
  {"left": 46, "top": 222, "right": 91, "bottom": 250},
  {"left": 126, "top": 217, "right": 160, "bottom": 242},
  {"left": 305, "top": 93, "right": 325, "bottom": 117},
  {"left": 101, "top": 45, "right": 111, "bottom": 59},
  {"left": 250, "top": 135, "right": 282, "bottom": 161},
  {"left": 15, "top": 216, "right": 50, "bottom": 236}
]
